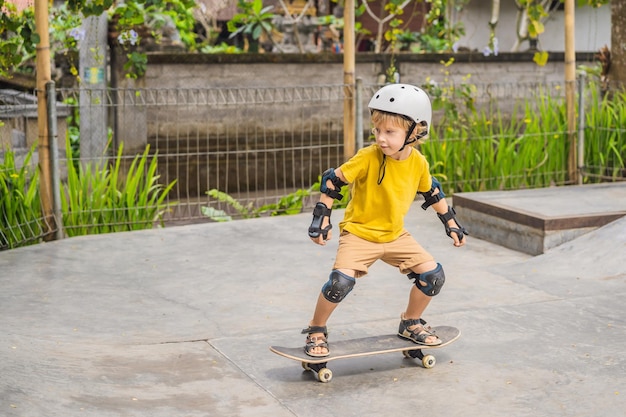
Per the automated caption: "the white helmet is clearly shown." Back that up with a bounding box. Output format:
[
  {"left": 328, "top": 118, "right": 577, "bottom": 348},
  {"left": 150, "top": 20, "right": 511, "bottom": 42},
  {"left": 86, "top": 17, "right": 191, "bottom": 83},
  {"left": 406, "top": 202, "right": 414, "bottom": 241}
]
[{"left": 368, "top": 83, "right": 432, "bottom": 138}]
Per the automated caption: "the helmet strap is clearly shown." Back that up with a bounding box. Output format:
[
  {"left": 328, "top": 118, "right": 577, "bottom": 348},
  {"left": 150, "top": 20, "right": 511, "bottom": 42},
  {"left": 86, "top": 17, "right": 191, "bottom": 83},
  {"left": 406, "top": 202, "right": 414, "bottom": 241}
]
[
  {"left": 398, "top": 121, "right": 417, "bottom": 152},
  {"left": 377, "top": 154, "right": 387, "bottom": 185}
]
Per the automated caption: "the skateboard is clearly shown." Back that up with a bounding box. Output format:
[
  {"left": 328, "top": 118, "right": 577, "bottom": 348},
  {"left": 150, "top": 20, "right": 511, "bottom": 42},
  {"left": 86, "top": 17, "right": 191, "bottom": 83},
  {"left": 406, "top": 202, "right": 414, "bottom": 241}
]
[{"left": 270, "top": 326, "right": 460, "bottom": 382}]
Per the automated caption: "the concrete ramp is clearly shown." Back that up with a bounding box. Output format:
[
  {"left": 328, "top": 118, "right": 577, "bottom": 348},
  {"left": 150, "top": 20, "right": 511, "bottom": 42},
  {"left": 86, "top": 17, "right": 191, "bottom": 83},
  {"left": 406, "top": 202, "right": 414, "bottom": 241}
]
[
  {"left": 454, "top": 182, "right": 626, "bottom": 255},
  {"left": 490, "top": 215, "right": 626, "bottom": 299},
  {"left": 507, "top": 215, "right": 626, "bottom": 280}
]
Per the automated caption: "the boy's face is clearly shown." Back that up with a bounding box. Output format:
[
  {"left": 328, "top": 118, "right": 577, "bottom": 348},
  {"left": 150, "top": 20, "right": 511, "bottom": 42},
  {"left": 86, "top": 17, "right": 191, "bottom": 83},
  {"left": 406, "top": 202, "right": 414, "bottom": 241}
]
[{"left": 372, "top": 119, "right": 408, "bottom": 157}]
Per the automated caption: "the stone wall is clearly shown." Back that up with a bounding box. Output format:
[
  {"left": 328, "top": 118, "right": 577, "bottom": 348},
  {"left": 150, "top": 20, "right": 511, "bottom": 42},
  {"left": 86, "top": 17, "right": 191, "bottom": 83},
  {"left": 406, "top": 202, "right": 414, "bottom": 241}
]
[
  {"left": 143, "top": 51, "right": 595, "bottom": 89},
  {"left": 109, "top": 51, "right": 597, "bottom": 145},
  {"left": 106, "top": 51, "right": 597, "bottom": 198},
  {"left": 130, "top": 51, "right": 597, "bottom": 143}
]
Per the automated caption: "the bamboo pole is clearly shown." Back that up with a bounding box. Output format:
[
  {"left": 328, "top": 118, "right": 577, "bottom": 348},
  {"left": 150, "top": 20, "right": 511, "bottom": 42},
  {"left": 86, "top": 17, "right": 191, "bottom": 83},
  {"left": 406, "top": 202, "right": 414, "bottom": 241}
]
[
  {"left": 34, "top": 0, "right": 55, "bottom": 239},
  {"left": 564, "top": 0, "right": 577, "bottom": 183},
  {"left": 343, "top": 0, "right": 356, "bottom": 161}
]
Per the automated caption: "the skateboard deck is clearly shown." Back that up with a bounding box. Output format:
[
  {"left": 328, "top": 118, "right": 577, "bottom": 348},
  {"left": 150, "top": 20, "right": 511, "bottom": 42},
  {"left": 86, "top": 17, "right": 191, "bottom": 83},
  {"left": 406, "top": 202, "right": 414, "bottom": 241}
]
[{"left": 270, "top": 325, "right": 460, "bottom": 382}]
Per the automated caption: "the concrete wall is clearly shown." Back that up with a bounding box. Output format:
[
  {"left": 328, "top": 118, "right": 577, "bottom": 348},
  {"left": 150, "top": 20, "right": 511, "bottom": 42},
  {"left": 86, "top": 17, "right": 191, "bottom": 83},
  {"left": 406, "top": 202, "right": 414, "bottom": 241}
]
[
  {"left": 144, "top": 51, "right": 596, "bottom": 89},
  {"left": 129, "top": 51, "right": 597, "bottom": 147}
]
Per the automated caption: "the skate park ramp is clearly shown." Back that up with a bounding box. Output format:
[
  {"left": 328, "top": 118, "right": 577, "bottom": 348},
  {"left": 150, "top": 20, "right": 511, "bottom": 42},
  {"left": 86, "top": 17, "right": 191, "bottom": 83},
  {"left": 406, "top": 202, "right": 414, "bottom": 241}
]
[
  {"left": 1, "top": 186, "right": 625, "bottom": 417},
  {"left": 454, "top": 182, "right": 626, "bottom": 255}
]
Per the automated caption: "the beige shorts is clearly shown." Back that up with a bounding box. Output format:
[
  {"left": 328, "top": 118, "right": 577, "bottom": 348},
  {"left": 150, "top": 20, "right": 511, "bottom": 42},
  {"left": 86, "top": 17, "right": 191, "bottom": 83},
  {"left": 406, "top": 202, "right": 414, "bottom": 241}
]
[{"left": 332, "top": 231, "right": 434, "bottom": 277}]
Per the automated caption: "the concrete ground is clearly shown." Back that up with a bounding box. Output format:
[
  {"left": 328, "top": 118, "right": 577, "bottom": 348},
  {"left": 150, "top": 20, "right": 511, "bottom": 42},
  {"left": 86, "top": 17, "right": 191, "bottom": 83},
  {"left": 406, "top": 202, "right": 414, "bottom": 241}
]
[{"left": 1, "top": 186, "right": 625, "bottom": 417}]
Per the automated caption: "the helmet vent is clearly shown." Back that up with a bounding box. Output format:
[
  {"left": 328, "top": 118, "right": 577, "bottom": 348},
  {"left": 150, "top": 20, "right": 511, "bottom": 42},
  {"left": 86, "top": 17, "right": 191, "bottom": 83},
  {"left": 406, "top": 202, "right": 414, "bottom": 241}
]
[{"left": 389, "top": 98, "right": 395, "bottom": 102}]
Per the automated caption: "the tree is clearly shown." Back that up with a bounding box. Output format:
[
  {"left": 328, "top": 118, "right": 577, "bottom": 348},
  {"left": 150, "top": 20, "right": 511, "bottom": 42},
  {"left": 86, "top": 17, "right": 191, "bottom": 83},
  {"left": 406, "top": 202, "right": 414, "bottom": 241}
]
[
  {"left": 610, "top": 0, "right": 626, "bottom": 86},
  {"left": 0, "top": 0, "right": 196, "bottom": 79}
]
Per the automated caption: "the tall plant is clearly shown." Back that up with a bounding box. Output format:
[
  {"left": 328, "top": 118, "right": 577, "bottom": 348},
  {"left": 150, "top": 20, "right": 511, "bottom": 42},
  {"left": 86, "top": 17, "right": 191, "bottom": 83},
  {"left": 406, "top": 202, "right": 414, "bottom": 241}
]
[
  {"left": 61, "top": 137, "right": 176, "bottom": 236},
  {"left": 583, "top": 85, "right": 626, "bottom": 181},
  {"left": 422, "top": 81, "right": 572, "bottom": 192},
  {"left": 0, "top": 146, "right": 44, "bottom": 249}
]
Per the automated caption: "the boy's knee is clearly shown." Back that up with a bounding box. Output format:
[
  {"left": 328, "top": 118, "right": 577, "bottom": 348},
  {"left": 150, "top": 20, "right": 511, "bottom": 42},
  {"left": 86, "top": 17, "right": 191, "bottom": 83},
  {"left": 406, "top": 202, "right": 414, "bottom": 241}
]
[
  {"left": 407, "top": 263, "right": 445, "bottom": 296},
  {"left": 322, "top": 270, "right": 355, "bottom": 303}
]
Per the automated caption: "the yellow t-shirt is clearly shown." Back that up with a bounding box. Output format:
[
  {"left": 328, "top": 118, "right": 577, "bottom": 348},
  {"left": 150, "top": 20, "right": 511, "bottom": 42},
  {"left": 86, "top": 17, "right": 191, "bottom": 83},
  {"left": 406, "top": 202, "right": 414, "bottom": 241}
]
[{"left": 339, "top": 144, "right": 432, "bottom": 243}]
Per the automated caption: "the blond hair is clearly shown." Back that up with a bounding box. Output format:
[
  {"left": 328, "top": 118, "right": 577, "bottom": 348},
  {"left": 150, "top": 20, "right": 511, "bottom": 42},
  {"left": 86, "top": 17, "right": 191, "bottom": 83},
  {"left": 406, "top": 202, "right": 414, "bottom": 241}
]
[{"left": 370, "top": 110, "right": 428, "bottom": 145}]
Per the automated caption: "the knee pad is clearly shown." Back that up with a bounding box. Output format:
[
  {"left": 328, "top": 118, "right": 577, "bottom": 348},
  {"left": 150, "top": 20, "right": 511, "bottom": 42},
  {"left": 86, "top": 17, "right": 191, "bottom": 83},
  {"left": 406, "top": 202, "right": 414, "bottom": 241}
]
[
  {"left": 322, "top": 270, "right": 355, "bottom": 303},
  {"left": 407, "top": 263, "right": 445, "bottom": 296}
]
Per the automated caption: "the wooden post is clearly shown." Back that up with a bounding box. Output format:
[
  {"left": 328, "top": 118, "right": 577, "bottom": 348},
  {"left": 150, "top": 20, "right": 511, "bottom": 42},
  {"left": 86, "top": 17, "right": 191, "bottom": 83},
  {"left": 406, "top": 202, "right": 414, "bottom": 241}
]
[
  {"left": 34, "top": 0, "right": 54, "bottom": 238},
  {"left": 343, "top": 0, "right": 356, "bottom": 161},
  {"left": 564, "top": 0, "right": 577, "bottom": 183}
]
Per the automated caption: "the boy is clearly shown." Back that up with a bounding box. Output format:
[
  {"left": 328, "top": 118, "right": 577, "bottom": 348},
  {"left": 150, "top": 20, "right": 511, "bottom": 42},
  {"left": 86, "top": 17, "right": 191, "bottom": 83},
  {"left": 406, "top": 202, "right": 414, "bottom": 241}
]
[{"left": 303, "top": 83, "right": 467, "bottom": 357}]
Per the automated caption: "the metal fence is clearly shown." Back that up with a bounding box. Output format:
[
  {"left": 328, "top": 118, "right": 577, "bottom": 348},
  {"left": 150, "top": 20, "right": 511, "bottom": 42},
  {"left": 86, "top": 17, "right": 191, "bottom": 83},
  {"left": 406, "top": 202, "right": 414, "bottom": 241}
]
[{"left": 1, "top": 80, "right": 624, "bottom": 250}]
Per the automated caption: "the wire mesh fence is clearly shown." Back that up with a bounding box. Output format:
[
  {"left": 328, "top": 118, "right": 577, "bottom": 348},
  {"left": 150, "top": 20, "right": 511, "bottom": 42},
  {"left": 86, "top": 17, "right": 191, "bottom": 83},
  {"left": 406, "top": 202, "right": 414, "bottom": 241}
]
[{"left": 1, "top": 80, "right": 625, "bottom": 250}]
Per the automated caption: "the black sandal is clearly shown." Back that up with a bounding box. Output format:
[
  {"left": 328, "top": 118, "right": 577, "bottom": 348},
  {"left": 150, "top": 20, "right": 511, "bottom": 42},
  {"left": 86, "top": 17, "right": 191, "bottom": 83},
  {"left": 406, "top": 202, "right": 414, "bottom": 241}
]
[{"left": 301, "top": 326, "right": 329, "bottom": 357}]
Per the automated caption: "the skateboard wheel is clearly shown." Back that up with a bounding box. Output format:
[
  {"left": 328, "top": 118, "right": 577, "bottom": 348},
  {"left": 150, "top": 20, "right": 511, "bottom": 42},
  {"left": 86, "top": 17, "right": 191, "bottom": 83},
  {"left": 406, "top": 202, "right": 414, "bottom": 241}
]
[
  {"left": 422, "top": 354, "right": 436, "bottom": 368},
  {"left": 301, "top": 362, "right": 311, "bottom": 371},
  {"left": 317, "top": 368, "right": 333, "bottom": 383},
  {"left": 406, "top": 349, "right": 424, "bottom": 360}
]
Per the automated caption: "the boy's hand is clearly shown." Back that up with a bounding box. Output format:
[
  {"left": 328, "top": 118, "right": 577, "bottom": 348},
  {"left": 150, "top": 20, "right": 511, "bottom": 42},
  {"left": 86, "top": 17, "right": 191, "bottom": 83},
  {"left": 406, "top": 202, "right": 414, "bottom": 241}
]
[
  {"left": 448, "top": 220, "right": 466, "bottom": 247},
  {"left": 310, "top": 221, "right": 332, "bottom": 245},
  {"left": 437, "top": 207, "right": 468, "bottom": 246},
  {"left": 308, "top": 202, "right": 332, "bottom": 245}
]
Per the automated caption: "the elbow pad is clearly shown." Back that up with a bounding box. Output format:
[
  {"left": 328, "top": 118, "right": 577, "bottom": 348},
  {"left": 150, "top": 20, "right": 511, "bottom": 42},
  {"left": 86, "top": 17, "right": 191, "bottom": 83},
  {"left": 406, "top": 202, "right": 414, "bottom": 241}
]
[
  {"left": 321, "top": 168, "right": 347, "bottom": 200},
  {"left": 419, "top": 177, "right": 445, "bottom": 210}
]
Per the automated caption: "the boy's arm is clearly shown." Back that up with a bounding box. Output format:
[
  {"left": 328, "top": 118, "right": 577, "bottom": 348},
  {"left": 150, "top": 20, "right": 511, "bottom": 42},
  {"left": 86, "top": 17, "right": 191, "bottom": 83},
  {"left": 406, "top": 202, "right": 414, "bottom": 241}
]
[
  {"left": 308, "top": 168, "right": 347, "bottom": 246},
  {"left": 431, "top": 197, "right": 467, "bottom": 247},
  {"left": 419, "top": 178, "right": 468, "bottom": 247}
]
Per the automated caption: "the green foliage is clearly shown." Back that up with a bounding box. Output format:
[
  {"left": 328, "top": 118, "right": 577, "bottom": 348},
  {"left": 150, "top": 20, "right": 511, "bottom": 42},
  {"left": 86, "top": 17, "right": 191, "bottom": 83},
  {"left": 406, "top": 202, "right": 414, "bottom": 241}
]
[
  {"left": 421, "top": 77, "right": 625, "bottom": 192},
  {"left": 67, "top": 0, "right": 115, "bottom": 16},
  {"left": 421, "top": 58, "right": 477, "bottom": 130},
  {"left": 419, "top": 0, "right": 466, "bottom": 53},
  {"left": 61, "top": 137, "right": 176, "bottom": 236},
  {"left": 316, "top": 14, "right": 368, "bottom": 37},
  {"left": 200, "top": 42, "right": 243, "bottom": 54},
  {"left": 111, "top": 0, "right": 197, "bottom": 48},
  {"left": 582, "top": 86, "right": 626, "bottom": 181},
  {"left": 0, "top": 145, "right": 43, "bottom": 249},
  {"left": 202, "top": 177, "right": 350, "bottom": 222},
  {"left": 63, "top": 97, "right": 81, "bottom": 166},
  {"left": 0, "top": 0, "right": 197, "bottom": 79},
  {"left": 0, "top": 3, "right": 38, "bottom": 76},
  {"left": 123, "top": 51, "right": 148, "bottom": 79},
  {"left": 259, "top": 188, "right": 313, "bottom": 216},
  {"left": 203, "top": 185, "right": 315, "bottom": 221},
  {"left": 203, "top": 189, "right": 256, "bottom": 220},
  {"left": 227, "top": 0, "right": 277, "bottom": 42},
  {"left": 110, "top": 0, "right": 197, "bottom": 77}
]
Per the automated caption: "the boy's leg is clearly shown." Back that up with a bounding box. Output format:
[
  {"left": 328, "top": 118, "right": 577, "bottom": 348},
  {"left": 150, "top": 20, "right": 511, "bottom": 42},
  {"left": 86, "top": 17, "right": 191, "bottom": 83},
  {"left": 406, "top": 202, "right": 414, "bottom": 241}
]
[
  {"left": 401, "top": 260, "right": 441, "bottom": 345},
  {"left": 305, "top": 267, "right": 356, "bottom": 356},
  {"left": 305, "top": 293, "right": 339, "bottom": 356},
  {"left": 305, "top": 232, "right": 379, "bottom": 356}
]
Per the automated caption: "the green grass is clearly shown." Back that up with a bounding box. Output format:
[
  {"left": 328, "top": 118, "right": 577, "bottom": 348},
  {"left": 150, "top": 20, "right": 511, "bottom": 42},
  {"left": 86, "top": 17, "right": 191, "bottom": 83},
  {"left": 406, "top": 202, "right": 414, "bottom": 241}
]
[
  {"left": 61, "top": 137, "right": 177, "bottom": 236},
  {"left": 422, "top": 82, "right": 624, "bottom": 192},
  {"left": 0, "top": 145, "right": 44, "bottom": 249}
]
